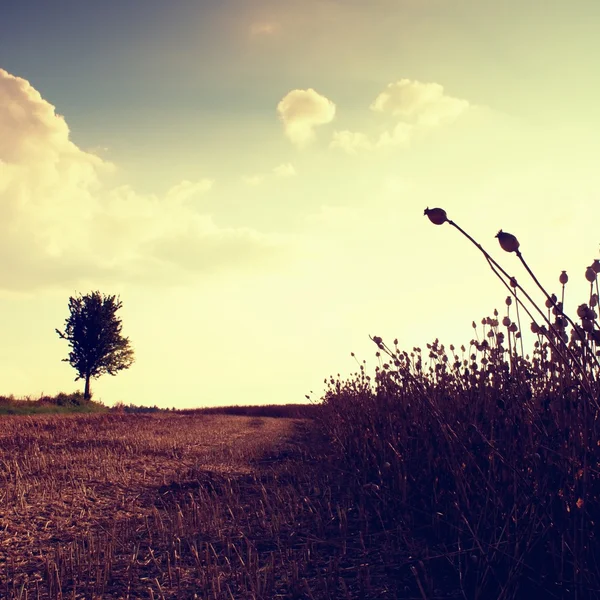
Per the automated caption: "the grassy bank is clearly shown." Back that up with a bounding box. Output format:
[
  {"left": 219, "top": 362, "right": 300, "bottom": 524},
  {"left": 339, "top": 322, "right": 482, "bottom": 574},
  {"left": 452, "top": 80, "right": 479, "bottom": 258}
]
[{"left": 0, "top": 392, "right": 107, "bottom": 415}]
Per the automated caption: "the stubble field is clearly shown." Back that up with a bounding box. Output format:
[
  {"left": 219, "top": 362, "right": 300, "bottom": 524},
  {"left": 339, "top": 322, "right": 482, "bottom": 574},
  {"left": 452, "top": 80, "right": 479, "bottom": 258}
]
[{"left": 0, "top": 413, "right": 330, "bottom": 599}]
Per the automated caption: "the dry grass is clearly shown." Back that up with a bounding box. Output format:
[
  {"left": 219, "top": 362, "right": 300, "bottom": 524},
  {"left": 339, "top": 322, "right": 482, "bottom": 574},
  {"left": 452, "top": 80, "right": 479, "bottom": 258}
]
[
  {"left": 1, "top": 410, "right": 421, "bottom": 599},
  {"left": 314, "top": 213, "right": 600, "bottom": 599},
  {"left": 320, "top": 332, "right": 600, "bottom": 599},
  {"left": 0, "top": 413, "right": 310, "bottom": 599}
]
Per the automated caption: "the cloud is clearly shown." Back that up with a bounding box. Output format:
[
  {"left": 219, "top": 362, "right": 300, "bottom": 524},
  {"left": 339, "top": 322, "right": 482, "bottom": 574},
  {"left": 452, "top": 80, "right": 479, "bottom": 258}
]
[
  {"left": 0, "top": 69, "right": 100, "bottom": 166},
  {"left": 166, "top": 179, "right": 213, "bottom": 203},
  {"left": 146, "top": 220, "right": 283, "bottom": 274},
  {"left": 330, "top": 131, "right": 374, "bottom": 154},
  {"left": 277, "top": 89, "right": 336, "bottom": 147},
  {"left": 242, "top": 163, "right": 296, "bottom": 186},
  {"left": 331, "top": 123, "right": 412, "bottom": 154},
  {"left": 273, "top": 163, "right": 296, "bottom": 177},
  {"left": 371, "top": 79, "right": 469, "bottom": 126},
  {"left": 332, "top": 79, "right": 469, "bottom": 154},
  {"left": 0, "top": 68, "right": 282, "bottom": 291}
]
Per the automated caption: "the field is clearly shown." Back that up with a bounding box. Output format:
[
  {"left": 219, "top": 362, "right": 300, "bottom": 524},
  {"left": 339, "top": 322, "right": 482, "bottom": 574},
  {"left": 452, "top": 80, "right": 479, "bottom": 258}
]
[
  {"left": 0, "top": 413, "right": 327, "bottom": 599},
  {"left": 2, "top": 365, "right": 600, "bottom": 600}
]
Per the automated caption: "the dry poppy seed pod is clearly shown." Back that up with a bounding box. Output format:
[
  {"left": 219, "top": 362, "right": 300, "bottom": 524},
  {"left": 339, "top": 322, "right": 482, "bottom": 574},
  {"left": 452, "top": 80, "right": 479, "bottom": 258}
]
[
  {"left": 531, "top": 322, "right": 540, "bottom": 334},
  {"left": 591, "top": 294, "right": 599, "bottom": 308},
  {"left": 582, "top": 319, "right": 594, "bottom": 332},
  {"left": 502, "top": 316, "right": 511, "bottom": 327},
  {"left": 510, "top": 277, "right": 518, "bottom": 288},
  {"left": 496, "top": 230, "right": 520, "bottom": 253},
  {"left": 586, "top": 267, "right": 596, "bottom": 282},
  {"left": 505, "top": 296, "right": 512, "bottom": 306},
  {"left": 577, "top": 304, "right": 588, "bottom": 319},
  {"left": 424, "top": 207, "right": 448, "bottom": 225},
  {"left": 593, "top": 259, "right": 600, "bottom": 274},
  {"left": 559, "top": 271, "right": 568, "bottom": 285}
]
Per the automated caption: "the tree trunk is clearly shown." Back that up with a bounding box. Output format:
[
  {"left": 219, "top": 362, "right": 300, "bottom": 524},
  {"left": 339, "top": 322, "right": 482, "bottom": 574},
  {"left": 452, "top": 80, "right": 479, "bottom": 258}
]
[{"left": 84, "top": 375, "right": 91, "bottom": 401}]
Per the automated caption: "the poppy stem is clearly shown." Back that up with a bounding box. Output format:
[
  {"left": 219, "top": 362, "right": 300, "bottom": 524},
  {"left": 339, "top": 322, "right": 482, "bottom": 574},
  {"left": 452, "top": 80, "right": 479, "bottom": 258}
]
[
  {"left": 446, "top": 219, "right": 595, "bottom": 396},
  {"left": 516, "top": 250, "right": 600, "bottom": 373}
]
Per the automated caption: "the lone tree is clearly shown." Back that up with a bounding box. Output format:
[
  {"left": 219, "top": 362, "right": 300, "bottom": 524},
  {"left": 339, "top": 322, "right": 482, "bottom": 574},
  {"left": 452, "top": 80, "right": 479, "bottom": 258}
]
[{"left": 56, "top": 291, "right": 135, "bottom": 400}]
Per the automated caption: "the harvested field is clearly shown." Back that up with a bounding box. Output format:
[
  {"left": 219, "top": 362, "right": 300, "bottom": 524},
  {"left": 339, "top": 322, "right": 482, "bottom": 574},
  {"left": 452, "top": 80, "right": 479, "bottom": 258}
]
[{"left": 0, "top": 413, "right": 320, "bottom": 599}]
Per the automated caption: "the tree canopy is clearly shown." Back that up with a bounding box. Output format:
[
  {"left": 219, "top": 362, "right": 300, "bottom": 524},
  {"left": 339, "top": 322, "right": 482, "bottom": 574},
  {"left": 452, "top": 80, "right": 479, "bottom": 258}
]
[{"left": 56, "top": 291, "right": 134, "bottom": 400}]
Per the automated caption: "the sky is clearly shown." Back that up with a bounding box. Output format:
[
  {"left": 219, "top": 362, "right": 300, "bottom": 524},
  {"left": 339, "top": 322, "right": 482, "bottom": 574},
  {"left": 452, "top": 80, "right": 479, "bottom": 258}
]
[{"left": 1, "top": 0, "right": 600, "bottom": 407}]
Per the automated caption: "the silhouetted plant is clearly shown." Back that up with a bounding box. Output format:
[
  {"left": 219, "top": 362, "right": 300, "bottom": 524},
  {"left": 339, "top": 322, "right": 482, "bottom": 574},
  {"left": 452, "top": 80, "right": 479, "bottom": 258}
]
[
  {"left": 317, "top": 211, "right": 600, "bottom": 598},
  {"left": 56, "top": 291, "right": 135, "bottom": 400}
]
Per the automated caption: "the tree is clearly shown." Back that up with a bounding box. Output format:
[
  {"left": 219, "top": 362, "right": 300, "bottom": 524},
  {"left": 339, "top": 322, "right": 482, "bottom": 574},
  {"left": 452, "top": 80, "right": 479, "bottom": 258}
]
[{"left": 56, "top": 291, "right": 135, "bottom": 400}]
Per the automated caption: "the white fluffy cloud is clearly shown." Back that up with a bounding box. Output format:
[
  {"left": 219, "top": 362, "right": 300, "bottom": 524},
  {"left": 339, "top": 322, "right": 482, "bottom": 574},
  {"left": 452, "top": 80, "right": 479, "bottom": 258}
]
[
  {"left": 371, "top": 79, "right": 469, "bottom": 126},
  {"left": 0, "top": 70, "right": 98, "bottom": 166},
  {"left": 330, "top": 131, "right": 373, "bottom": 154},
  {"left": 331, "top": 123, "right": 412, "bottom": 154},
  {"left": 332, "top": 79, "right": 469, "bottom": 154},
  {"left": 277, "top": 89, "right": 336, "bottom": 147},
  {"left": 242, "top": 163, "right": 296, "bottom": 186},
  {"left": 165, "top": 179, "right": 213, "bottom": 204},
  {"left": 0, "top": 68, "right": 281, "bottom": 291}
]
